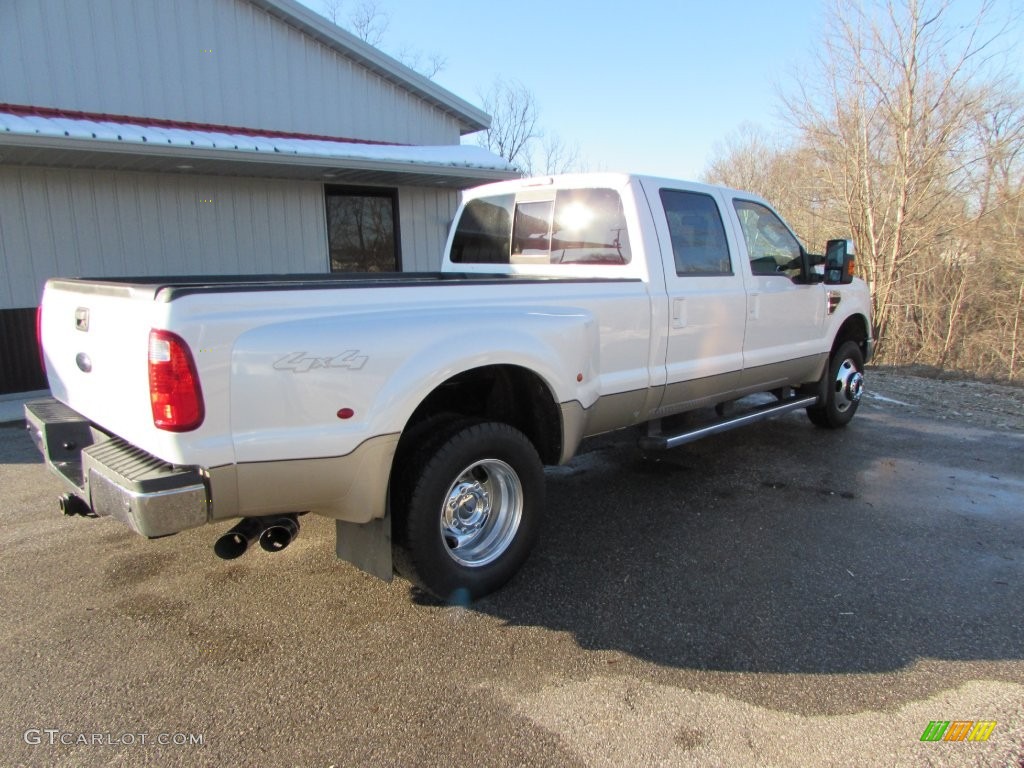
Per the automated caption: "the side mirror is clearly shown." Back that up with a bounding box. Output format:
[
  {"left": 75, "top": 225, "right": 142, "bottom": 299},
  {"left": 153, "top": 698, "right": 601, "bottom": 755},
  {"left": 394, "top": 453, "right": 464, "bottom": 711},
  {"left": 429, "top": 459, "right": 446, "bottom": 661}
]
[{"left": 824, "top": 239, "right": 855, "bottom": 285}]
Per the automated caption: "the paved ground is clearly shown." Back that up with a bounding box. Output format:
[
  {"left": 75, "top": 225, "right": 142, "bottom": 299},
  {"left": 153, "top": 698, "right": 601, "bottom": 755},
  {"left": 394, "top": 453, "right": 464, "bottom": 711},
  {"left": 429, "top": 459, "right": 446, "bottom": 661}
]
[
  {"left": 0, "top": 391, "right": 46, "bottom": 425},
  {"left": 1, "top": 383, "right": 1022, "bottom": 767}
]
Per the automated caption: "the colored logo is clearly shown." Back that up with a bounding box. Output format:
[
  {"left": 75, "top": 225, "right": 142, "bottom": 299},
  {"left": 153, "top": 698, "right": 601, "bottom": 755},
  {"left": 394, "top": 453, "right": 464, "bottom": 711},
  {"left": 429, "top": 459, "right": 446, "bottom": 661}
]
[{"left": 920, "top": 721, "right": 996, "bottom": 742}]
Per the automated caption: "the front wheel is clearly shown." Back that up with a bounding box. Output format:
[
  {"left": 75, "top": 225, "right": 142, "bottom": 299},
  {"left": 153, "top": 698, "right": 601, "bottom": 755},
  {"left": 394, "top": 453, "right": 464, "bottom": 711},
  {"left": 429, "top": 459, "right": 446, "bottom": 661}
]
[
  {"left": 806, "top": 340, "right": 865, "bottom": 428},
  {"left": 392, "top": 421, "right": 544, "bottom": 601}
]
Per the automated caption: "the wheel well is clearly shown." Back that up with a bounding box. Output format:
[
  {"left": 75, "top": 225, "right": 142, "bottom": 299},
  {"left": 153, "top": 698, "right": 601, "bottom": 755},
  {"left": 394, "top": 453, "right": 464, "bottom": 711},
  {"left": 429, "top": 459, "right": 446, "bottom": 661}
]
[
  {"left": 833, "top": 315, "right": 869, "bottom": 358},
  {"left": 400, "top": 365, "right": 562, "bottom": 466}
]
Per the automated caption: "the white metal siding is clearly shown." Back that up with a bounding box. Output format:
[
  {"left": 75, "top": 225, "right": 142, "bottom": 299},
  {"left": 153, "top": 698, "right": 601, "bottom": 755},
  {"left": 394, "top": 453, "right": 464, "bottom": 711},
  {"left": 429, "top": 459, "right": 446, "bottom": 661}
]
[
  {"left": 0, "top": 0, "right": 463, "bottom": 145},
  {"left": 0, "top": 166, "right": 329, "bottom": 309},
  {"left": 398, "top": 187, "right": 459, "bottom": 272}
]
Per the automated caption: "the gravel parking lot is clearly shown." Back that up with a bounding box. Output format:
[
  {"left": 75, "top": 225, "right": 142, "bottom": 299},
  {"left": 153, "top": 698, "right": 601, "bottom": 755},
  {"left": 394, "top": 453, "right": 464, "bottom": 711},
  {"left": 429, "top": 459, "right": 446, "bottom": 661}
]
[{"left": 1, "top": 372, "right": 1022, "bottom": 767}]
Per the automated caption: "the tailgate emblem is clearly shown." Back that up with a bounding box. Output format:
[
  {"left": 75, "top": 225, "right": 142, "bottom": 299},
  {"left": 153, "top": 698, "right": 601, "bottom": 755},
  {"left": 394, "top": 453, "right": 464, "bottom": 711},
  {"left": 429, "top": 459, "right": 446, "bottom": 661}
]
[{"left": 74, "top": 307, "right": 90, "bottom": 332}]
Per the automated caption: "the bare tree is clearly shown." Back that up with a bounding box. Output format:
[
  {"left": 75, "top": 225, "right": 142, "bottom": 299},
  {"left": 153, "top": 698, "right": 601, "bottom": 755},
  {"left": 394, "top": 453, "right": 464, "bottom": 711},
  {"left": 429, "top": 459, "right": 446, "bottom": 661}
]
[
  {"left": 347, "top": 0, "right": 389, "bottom": 47},
  {"left": 704, "top": 123, "right": 781, "bottom": 193},
  {"left": 784, "top": 0, "right": 1017, "bottom": 361},
  {"left": 705, "top": 1, "right": 1023, "bottom": 379},
  {"left": 703, "top": 124, "right": 837, "bottom": 252},
  {"left": 317, "top": 1, "right": 445, "bottom": 79},
  {"left": 476, "top": 78, "right": 541, "bottom": 173},
  {"left": 474, "top": 79, "right": 586, "bottom": 175},
  {"left": 395, "top": 46, "right": 447, "bottom": 80},
  {"left": 538, "top": 133, "right": 583, "bottom": 176},
  {"left": 962, "top": 90, "right": 1024, "bottom": 378},
  {"left": 320, "top": 0, "right": 344, "bottom": 24}
]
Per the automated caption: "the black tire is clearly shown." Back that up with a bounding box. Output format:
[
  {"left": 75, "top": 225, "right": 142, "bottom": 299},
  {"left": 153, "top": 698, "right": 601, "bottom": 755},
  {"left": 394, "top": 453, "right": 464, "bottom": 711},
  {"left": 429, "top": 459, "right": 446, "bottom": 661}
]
[
  {"left": 806, "top": 340, "right": 865, "bottom": 429},
  {"left": 391, "top": 421, "right": 544, "bottom": 601}
]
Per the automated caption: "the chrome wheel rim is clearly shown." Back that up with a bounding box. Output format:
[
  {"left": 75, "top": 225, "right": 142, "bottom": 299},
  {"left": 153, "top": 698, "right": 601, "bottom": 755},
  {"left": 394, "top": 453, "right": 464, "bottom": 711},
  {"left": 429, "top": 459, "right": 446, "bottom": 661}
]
[
  {"left": 440, "top": 459, "right": 522, "bottom": 568},
  {"left": 834, "top": 359, "right": 864, "bottom": 413}
]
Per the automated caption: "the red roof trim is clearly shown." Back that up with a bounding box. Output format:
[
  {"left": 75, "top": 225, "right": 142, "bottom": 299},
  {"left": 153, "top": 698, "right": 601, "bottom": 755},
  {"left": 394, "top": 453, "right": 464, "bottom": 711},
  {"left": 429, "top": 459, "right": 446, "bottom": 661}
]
[{"left": 0, "top": 103, "right": 404, "bottom": 146}]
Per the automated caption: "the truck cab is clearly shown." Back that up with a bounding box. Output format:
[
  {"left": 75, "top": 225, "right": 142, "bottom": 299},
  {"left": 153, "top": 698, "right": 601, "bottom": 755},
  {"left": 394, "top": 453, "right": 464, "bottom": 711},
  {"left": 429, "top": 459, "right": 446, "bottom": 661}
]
[{"left": 444, "top": 173, "right": 871, "bottom": 427}]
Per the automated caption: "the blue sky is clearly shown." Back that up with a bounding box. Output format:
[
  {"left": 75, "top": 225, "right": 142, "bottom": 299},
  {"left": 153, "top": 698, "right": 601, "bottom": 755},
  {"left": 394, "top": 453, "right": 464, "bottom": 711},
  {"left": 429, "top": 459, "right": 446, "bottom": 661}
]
[{"left": 299, "top": 0, "right": 1019, "bottom": 180}]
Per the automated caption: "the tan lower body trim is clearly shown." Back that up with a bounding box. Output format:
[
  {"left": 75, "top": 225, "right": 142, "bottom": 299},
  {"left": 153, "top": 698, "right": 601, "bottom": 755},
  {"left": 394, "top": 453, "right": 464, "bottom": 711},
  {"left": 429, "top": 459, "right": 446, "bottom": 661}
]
[
  {"left": 559, "top": 354, "right": 829, "bottom": 460},
  {"left": 207, "top": 433, "right": 399, "bottom": 524}
]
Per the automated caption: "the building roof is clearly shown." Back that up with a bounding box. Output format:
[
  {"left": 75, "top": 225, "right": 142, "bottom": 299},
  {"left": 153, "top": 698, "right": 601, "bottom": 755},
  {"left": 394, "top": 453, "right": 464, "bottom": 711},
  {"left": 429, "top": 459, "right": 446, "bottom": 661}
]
[
  {"left": 251, "top": 0, "right": 490, "bottom": 135},
  {"left": 0, "top": 105, "right": 518, "bottom": 188}
]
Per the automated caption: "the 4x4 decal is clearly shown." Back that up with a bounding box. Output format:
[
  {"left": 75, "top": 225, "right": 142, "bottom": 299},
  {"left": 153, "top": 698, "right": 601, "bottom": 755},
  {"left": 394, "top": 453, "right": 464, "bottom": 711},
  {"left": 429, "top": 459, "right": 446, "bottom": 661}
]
[{"left": 273, "top": 350, "right": 368, "bottom": 373}]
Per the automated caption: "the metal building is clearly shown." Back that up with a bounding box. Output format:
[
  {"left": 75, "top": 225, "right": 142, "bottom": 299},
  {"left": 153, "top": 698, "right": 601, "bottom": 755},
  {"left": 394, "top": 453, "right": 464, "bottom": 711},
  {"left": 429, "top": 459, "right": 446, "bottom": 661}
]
[{"left": 0, "top": 0, "right": 516, "bottom": 395}]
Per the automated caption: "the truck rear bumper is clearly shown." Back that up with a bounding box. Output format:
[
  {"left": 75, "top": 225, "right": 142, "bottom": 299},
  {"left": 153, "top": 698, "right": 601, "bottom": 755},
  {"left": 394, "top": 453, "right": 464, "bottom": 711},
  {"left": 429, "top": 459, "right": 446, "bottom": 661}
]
[{"left": 24, "top": 398, "right": 210, "bottom": 538}]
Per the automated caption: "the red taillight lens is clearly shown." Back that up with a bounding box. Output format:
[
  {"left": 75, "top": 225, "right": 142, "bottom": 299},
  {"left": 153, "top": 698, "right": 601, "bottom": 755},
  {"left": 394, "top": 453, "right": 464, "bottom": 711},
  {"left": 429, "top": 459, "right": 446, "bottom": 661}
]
[
  {"left": 148, "top": 329, "right": 204, "bottom": 431},
  {"left": 36, "top": 305, "right": 46, "bottom": 374}
]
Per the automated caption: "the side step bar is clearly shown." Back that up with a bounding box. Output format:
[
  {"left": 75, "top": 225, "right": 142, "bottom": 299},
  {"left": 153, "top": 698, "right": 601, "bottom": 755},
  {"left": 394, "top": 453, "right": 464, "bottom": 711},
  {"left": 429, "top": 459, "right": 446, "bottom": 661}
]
[{"left": 639, "top": 395, "right": 818, "bottom": 451}]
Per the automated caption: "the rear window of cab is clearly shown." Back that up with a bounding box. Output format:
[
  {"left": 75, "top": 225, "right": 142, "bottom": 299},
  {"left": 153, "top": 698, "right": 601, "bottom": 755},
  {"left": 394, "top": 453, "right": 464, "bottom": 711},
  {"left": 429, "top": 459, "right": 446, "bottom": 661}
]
[{"left": 450, "top": 188, "right": 631, "bottom": 266}]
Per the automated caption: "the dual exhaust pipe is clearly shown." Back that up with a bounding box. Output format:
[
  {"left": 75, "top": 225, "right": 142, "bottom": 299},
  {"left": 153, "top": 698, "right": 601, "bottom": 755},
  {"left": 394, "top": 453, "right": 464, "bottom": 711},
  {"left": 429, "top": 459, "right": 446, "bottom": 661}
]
[
  {"left": 59, "top": 492, "right": 300, "bottom": 560},
  {"left": 214, "top": 514, "right": 300, "bottom": 560}
]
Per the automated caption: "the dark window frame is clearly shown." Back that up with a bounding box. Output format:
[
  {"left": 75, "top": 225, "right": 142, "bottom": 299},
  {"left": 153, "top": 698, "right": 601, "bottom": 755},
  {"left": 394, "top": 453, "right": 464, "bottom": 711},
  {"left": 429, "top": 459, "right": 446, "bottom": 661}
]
[{"left": 324, "top": 184, "right": 402, "bottom": 273}]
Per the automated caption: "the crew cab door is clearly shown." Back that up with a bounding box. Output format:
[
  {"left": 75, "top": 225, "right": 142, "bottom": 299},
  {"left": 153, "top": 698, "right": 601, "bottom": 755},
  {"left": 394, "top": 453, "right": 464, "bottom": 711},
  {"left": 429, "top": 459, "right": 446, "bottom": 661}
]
[
  {"left": 728, "top": 197, "right": 826, "bottom": 387},
  {"left": 641, "top": 181, "right": 747, "bottom": 415}
]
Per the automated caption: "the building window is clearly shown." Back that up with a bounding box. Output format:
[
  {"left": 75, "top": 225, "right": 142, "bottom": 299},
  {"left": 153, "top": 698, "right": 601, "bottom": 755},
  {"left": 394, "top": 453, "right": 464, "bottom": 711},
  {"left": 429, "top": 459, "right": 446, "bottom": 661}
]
[{"left": 325, "top": 186, "right": 400, "bottom": 272}]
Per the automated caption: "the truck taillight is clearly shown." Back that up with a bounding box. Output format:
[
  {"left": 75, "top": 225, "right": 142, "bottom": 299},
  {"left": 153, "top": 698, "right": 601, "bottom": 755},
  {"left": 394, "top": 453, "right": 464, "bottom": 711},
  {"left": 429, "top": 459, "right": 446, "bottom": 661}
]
[{"left": 148, "top": 329, "right": 205, "bottom": 432}]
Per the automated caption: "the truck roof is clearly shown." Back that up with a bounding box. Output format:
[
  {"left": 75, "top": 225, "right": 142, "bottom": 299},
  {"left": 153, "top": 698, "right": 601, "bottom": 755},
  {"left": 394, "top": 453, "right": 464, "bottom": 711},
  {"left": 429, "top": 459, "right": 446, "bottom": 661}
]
[{"left": 461, "top": 172, "right": 766, "bottom": 205}]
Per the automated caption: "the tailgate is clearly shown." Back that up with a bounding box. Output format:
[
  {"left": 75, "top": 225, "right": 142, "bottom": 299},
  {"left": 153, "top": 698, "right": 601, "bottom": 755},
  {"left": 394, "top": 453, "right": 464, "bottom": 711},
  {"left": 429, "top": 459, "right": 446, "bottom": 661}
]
[{"left": 40, "top": 279, "right": 162, "bottom": 447}]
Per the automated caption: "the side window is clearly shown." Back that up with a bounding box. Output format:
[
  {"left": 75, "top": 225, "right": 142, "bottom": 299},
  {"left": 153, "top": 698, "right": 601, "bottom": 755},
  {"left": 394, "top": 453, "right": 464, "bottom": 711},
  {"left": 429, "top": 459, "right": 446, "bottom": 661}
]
[
  {"left": 733, "top": 200, "right": 802, "bottom": 277},
  {"left": 659, "top": 189, "right": 732, "bottom": 275},
  {"left": 450, "top": 194, "right": 514, "bottom": 264}
]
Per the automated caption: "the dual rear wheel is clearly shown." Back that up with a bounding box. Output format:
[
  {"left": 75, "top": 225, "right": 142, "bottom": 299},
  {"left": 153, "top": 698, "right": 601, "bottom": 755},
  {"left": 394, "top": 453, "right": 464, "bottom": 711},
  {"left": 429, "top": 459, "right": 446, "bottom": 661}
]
[{"left": 391, "top": 421, "right": 544, "bottom": 601}]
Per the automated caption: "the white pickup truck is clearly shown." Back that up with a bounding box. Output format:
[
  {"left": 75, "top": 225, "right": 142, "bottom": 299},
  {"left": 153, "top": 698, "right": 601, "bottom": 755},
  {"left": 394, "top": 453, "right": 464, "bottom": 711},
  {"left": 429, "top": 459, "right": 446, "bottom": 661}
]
[{"left": 27, "top": 173, "right": 872, "bottom": 600}]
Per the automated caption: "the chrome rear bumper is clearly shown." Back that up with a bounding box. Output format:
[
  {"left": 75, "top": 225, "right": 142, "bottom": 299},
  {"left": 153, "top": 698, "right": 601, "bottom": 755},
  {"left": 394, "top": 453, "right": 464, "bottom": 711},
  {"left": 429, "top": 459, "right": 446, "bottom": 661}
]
[{"left": 24, "top": 398, "right": 210, "bottom": 538}]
